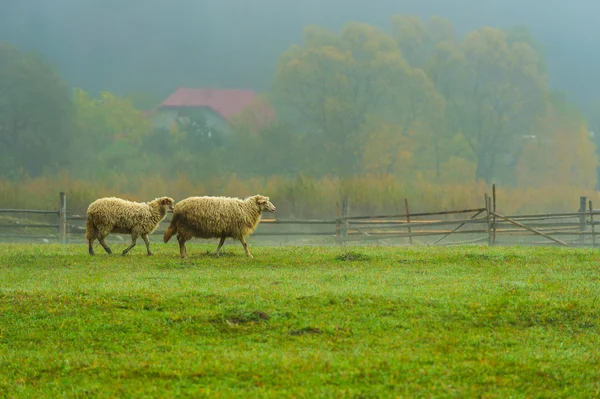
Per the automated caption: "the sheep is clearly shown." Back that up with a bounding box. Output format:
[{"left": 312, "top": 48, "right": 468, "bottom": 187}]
[
  {"left": 163, "top": 194, "right": 276, "bottom": 258},
  {"left": 85, "top": 196, "right": 175, "bottom": 256}
]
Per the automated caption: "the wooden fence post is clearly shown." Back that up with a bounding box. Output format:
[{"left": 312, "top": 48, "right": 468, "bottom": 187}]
[
  {"left": 492, "top": 184, "right": 497, "bottom": 245},
  {"left": 484, "top": 193, "right": 491, "bottom": 246},
  {"left": 404, "top": 198, "right": 413, "bottom": 245},
  {"left": 341, "top": 197, "right": 349, "bottom": 242},
  {"left": 579, "top": 196, "right": 587, "bottom": 245},
  {"left": 335, "top": 201, "right": 340, "bottom": 242},
  {"left": 590, "top": 200, "right": 595, "bottom": 248},
  {"left": 487, "top": 196, "right": 493, "bottom": 246},
  {"left": 59, "top": 192, "right": 67, "bottom": 244}
]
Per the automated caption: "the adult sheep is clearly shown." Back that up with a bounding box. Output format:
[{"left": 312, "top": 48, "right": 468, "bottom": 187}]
[
  {"left": 163, "top": 194, "right": 276, "bottom": 258},
  {"left": 86, "top": 196, "right": 175, "bottom": 256}
]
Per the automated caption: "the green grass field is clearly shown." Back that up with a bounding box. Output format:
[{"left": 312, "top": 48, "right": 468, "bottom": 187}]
[{"left": 1, "top": 243, "right": 599, "bottom": 398}]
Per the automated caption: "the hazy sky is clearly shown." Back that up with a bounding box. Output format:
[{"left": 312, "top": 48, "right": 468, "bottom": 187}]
[{"left": 1, "top": 0, "right": 598, "bottom": 108}]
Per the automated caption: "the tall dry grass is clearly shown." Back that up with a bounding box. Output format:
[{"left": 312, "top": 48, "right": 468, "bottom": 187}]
[{"left": 0, "top": 172, "right": 597, "bottom": 218}]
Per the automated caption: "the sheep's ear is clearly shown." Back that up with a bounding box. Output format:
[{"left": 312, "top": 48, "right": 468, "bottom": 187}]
[{"left": 256, "top": 196, "right": 267, "bottom": 204}]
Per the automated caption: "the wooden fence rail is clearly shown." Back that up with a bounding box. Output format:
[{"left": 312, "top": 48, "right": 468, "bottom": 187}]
[
  {"left": 0, "top": 187, "right": 598, "bottom": 247},
  {"left": 0, "top": 209, "right": 58, "bottom": 215}
]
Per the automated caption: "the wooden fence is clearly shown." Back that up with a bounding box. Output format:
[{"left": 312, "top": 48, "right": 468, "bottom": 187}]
[{"left": 0, "top": 186, "right": 598, "bottom": 247}]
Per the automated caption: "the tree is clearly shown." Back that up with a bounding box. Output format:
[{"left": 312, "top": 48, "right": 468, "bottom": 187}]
[
  {"left": 73, "top": 89, "right": 152, "bottom": 145},
  {"left": 0, "top": 43, "right": 73, "bottom": 177},
  {"left": 228, "top": 120, "right": 304, "bottom": 177},
  {"left": 273, "top": 22, "right": 442, "bottom": 178},
  {"left": 71, "top": 88, "right": 153, "bottom": 178},
  {"left": 429, "top": 27, "right": 547, "bottom": 183},
  {"left": 517, "top": 92, "right": 597, "bottom": 189},
  {"left": 390, "top": 15, "right": 455, "bottom": 69},
  {"left": 389, "top": 16, "right": 462, "bottom": 180},
  {"left": 505, "top": 25, "right": 547, "bottom": 75},
  {"left": 584, "top": 100, "right": 600, "bottom": 189}
]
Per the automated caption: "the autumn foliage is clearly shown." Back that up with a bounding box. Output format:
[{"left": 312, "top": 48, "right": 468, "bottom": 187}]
[
  {"left": 0, "top": 16, "right": 597, "bottom": 216},
  {"left": 271, "top": 16, "right": 595, "bottom": 187}
]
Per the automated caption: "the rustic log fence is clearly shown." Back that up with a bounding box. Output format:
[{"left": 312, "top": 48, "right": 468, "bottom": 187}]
[{"left": 0, "top": 187, "right": 598, "bottom": 247}]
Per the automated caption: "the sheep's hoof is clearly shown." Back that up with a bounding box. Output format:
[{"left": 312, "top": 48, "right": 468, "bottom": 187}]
[
  {"left": 121, "top": 252, "right": 128, "bottom": 256},
  {"left": 147, "top": 252, "right": 153, "bottom": 256}
]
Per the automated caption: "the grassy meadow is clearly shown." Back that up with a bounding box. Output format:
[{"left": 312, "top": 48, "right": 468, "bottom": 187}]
[{"left": 1, "top": 243, "right": 599, "bottom": 398}]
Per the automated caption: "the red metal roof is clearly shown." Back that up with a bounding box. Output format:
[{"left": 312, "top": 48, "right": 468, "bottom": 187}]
[{"left": 158, "top": 87, "right": 269, "bottom": 120}]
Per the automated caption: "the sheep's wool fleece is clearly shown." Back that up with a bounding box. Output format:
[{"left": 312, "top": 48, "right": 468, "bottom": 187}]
[
  {"left": 86, "top": 197, "right": 169, "bottom": 237},
  {"left": 172, "top": 196, "right": 264, "bottom": 240}
]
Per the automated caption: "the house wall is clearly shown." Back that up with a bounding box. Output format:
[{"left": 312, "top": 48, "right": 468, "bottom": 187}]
[
  {"left": 150, "top": 108, "right": 179, "bottom": 130},
  {"left": 202, "top": 108, "right": 229, "bottom": 130},
  {"left": 149, "top": 107, "right": 231, "bottom": 133}
]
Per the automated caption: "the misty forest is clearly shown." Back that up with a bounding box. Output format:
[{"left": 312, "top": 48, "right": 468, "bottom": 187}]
[{"left": 1, "top": 0, "right": 599, "bottom": 217}]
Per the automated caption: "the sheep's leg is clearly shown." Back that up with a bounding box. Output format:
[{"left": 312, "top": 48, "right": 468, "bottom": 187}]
[
  {"left": 240, "top": 237, "right": 253, "bottom": 258},
  {"left": 177, "top": 235, "right": 188, "bottom": 258},
  {"left": 122, "top": 234, "right": 138, "bottom": 256},
  {"left": 215, "top": 236, "right": 226, "bottom": 257},
  {"left": 88, "top": 238, "right": 95, "bottom": 255},
  {"left": 141, "top": 234, "right": 152, "bottom": 256},
  {"left": 98, "top": 236, "right": 112, "bottom": 254}
]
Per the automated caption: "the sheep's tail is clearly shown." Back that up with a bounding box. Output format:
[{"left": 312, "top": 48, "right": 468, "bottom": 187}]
[
  {"left": 163, "top": 218, "right": 178, "bottom": 243},
  {"left": 85, "top": 218, "right": 96, "bottom": 241}
]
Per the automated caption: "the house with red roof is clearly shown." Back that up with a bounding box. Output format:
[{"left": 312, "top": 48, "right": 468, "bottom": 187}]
[{"left": 149, "top": 87, "right": 274, "bottom": 133}]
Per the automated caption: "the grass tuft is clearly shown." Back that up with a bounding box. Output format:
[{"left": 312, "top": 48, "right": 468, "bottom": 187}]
[
  {"left": 210, "top": 309, "right": 270, "bottom": 326},
  {"left": 290, "top": 327, "right": 323, "bottom": 336},
  {"left": 335, "top": 251, "right": 372, "bottom": 262}
]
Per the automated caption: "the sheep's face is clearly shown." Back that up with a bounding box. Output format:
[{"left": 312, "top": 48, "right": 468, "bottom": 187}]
[
  {"left": 255, "top": 195, "right": 276, "bottom": 213},
  {"left": 159, "top": 197, "right": 175, "bottom": 211}
]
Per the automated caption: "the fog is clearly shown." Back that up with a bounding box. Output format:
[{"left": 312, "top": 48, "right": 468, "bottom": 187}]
[
  {"left": 2, "top": 0, "right": 598, "bottom": 103},
  {"left": 1, "top": 0, "right": 599, "bottom": 216}
]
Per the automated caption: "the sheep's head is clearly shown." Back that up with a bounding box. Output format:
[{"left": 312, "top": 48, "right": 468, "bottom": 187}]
[
  {"left": 156, "top": 197, "right": 175, "bottom": 211},
  {"left": 254, "top": 195, "right": 276, "bottom": 213}
]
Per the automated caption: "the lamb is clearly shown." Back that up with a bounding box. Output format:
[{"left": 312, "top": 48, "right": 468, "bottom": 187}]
[
  {"left": 163, "top": 194, "right": 276, "bottom": 258},
  {"left": 85, "top": 196, "right": 175, "bottom": 256}
]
